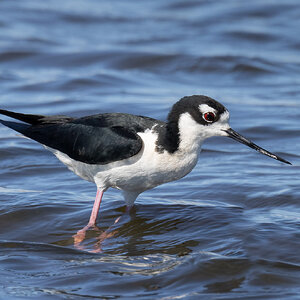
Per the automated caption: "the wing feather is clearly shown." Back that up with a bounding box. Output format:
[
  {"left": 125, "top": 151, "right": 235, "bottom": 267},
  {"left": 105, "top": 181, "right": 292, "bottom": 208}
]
[
  {"left": 0, "top": 110, "right": 163, "bottom": 164},
  {"left": 25, "top": 123, "right": 143, "bottom": 164},
  {"left": 0, "top": 115, "right": 143, "bottom": 164}
]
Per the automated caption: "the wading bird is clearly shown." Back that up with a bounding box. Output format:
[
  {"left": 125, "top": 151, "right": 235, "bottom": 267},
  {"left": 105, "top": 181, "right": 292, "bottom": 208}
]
[{"left": 0, "top": 95, "right": 291, "bottom": 245}]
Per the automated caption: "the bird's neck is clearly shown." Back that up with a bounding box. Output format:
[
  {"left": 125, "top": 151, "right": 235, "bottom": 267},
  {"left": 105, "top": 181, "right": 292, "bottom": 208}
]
[
  {"left": 156, "top": 112, "right": 205, "bottom": 155},
  {"left": 176, "top": 112, "right": 206, "bottom": 153}
]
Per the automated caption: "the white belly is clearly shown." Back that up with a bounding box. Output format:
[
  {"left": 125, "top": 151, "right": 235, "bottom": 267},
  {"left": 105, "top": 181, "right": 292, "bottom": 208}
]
[{"left": 46, "top": 128, "right": 201, "bottom": 193}]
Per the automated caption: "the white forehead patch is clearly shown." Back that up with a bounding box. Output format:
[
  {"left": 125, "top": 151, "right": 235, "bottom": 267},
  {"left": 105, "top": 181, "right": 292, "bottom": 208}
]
[
  {"left": 198, "top": 104, "right": 217, "bottom": 114},
  {"left": 219, "top": 110, "right": 230, "bottom": 123}
]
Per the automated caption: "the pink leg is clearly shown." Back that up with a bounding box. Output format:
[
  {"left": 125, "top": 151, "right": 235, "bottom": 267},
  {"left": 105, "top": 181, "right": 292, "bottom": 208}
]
[
  {"left": 88, "top": 189, "right": 104, "bottom": 226},
  {"left": 73, "top": 189, "right": 104, "bottom": 248}
]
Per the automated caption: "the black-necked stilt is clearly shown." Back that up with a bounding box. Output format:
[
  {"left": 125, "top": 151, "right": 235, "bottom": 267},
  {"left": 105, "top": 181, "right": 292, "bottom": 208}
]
[{"left": 0, "top": 95, "right": 291, "bottom": 243}]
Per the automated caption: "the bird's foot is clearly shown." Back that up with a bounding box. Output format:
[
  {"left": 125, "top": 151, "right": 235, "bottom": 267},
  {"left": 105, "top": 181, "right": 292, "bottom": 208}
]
[
  {"left": 73, "top": 218, "right": 120, "bottom": 252},
  {"left": 73, "top": 206, "right": 134, "bottom": 252},
  {"left": 92, "top": 216, "right": 121, "bottom": 253},
  {"left": 73, "top": 223, "right": 98, "bottom": 249}
]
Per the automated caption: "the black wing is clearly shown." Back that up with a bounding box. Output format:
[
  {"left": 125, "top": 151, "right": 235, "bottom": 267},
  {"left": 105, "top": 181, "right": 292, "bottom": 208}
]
[{"left": 0, "top": 109, "right": 148, "bottom": 165}]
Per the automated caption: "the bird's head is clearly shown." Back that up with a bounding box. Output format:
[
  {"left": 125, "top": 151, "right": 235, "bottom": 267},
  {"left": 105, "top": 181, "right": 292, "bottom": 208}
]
[{"left": 169, "top": 95, "right": 291, "bottom": 164}]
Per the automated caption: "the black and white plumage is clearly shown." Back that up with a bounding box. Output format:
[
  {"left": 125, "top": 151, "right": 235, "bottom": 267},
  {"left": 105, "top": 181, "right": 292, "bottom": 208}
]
[{"left": 0, "top": 95, "right": 291, "bottom": 242}]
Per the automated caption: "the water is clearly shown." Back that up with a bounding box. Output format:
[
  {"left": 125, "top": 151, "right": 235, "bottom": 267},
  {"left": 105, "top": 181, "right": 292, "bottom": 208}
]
[{"left": 0, "top": 0, "right": 299, "bottom": 298}]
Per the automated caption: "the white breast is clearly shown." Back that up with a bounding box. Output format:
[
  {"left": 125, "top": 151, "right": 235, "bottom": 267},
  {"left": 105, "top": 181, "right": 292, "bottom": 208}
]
[{"left": 95, "top": 126, "right": 201, "bottom": 192}]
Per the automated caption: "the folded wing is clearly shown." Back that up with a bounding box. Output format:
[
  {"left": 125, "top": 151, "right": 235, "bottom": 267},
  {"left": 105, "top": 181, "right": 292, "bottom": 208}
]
[{"left": 0, "top": 110, "right": 143, "bottom": 165}]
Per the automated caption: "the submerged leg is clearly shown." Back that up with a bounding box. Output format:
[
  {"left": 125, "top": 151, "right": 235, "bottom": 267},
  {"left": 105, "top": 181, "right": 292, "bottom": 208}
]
[
  {"left": 73, "top": 189, "right": 104, "bottom": 247},
  {"left": 92, "top": 204, "right": 136, "bottom": 253},
  {"left": 74, "top": 190, "right": 139, "bottom": 252}
]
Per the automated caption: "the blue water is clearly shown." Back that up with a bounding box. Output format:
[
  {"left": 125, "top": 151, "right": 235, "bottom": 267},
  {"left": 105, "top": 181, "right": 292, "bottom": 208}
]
[{"left": 0, "top": 0, "right": 299, "bottom": 299}]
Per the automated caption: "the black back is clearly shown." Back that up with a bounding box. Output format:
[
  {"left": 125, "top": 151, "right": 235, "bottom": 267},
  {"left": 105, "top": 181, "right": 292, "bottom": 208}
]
[{"left": 0, "top": 110, "right": 160, "bottom": 164}]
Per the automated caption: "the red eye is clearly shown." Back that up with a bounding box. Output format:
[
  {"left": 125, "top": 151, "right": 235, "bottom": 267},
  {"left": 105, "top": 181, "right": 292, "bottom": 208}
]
[{"left": 203, "top": 112, "right": 216, "bottom": 122}]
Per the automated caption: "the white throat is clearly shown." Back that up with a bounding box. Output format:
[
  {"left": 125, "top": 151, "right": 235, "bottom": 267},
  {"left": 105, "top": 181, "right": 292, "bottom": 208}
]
[{"left": 177, "top": 112, "right": 206, "bottom": 153}]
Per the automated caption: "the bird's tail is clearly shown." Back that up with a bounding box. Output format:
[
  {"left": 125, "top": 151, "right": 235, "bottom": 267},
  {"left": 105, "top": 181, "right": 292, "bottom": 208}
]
[
  {"left": 0, "top": 109, "right": 44, "bottom": 125},
  {"left": 0, "top": 119, "right": 30, "bottom": 134}
]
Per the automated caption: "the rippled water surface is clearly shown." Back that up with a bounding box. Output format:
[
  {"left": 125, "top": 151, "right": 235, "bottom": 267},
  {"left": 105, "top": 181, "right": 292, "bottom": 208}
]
[{"left": 0, "top": 0, "right": 299, "bottom": 299}]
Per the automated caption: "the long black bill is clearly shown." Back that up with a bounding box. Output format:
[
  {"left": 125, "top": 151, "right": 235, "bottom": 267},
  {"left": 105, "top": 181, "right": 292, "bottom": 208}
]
[{"left": 224, "top": 128, "right": 291, "bottom": 165}]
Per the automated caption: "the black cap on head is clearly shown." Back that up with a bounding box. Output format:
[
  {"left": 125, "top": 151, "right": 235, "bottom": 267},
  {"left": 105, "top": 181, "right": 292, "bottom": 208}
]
[{"left": 168, "top": 95, "right": 227, "bottom": 125}]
